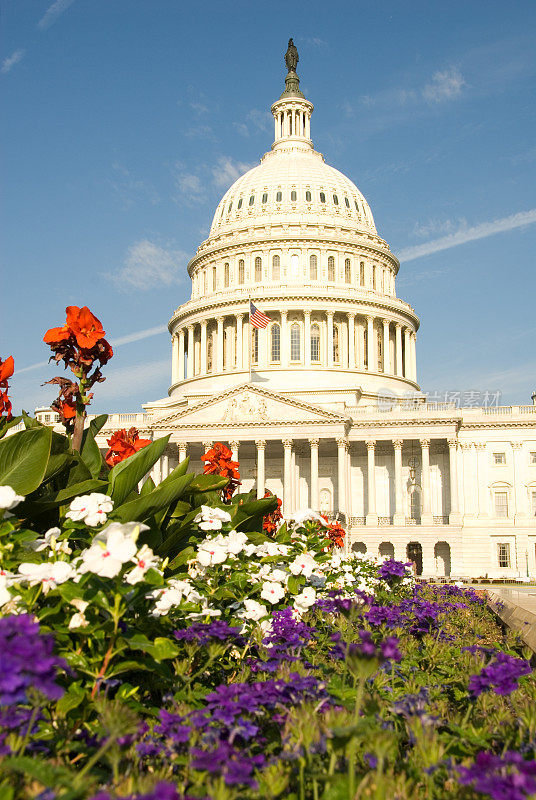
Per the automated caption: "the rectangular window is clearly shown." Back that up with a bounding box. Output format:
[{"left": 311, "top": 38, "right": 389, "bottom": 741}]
[
  {"left": 530, "top": 452, "right": 536, "bottom": 465},
  {"left": 531, "top": 490, "right": 536, "bottom": 516},
  {"left": 251, "top": 328, "right": 258, "bottom": 364},
  {"left": 497, "top": 543, "right": 511, "bottom": 568},
  {"left": 493, "top": 452, "right": 506, "bottom": 465},
  {"left": 494, "top": 492, "right": 508, "bottom": 518},
  {"left": 359, "top": 261, "right": 365, "bottom": 286}
]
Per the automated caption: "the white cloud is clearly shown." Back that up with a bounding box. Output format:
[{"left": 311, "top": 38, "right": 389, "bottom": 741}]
[
  {"left": 211, "top": 156, "right": 253, "bottom": 188},
  {"left": 185, "top": 124, "right": 215, "bottom": 140},
  {"left": 233, "top": 109, "right": 271, "bottom": 138},
  {"left": 422, "top": 68, "right": 466, "bottom": 103},
  {"left": 93, "top": 359, "right": 170, "bottom": 402},
  {"left": 110, "top": 240, "right": 187, "bottom": 290},
  {"left": 398, "top": 209, "right": 536, "bottom": 263},
  {"left": 38, "top": 0, "right": 76, "bottom": 29},
  {"left": 397, "top": 268, "right": 447, "bottom": 286},
  {"left": 412, "top": 217, "right": 461, "bottom": 239},
  {"left": 1, "top": 49, "right": 25, "bottom": 75}
]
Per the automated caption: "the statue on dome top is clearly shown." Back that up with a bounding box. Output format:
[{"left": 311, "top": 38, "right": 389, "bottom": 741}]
[{"left": 284, "top": 38, "right": 299, "bottom": 73}]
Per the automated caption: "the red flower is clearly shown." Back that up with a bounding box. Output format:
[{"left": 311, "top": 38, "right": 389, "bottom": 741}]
[
  {"left": 262, "top": 490, "right": 283, "bottom": 536},
  {"left": 105, "top": 427, "right": 152, "bottom": 467},
  {"left": 0, "top": 356, "right": 15, "bottom": 420},
  {"left": 201, "top": 442, "right": 241, "bottom": 503},
  {"left": 44, "top": 306, "right": 105, "bottom": 351},
  {"left": 321, "top": 516, "right": 346, "bottom": 549},
  {"left": 44, "top": 377, "right": 79, "bottom": 426}
]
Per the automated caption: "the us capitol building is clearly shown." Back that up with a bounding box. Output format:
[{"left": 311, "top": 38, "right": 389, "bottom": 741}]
[{"left": 44, "top": 43, "right": 536, "bottom": 579}]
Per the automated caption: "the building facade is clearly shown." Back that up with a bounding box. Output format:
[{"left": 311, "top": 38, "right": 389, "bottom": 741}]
[{"left": 42, "top": 53, "right": 536, "bottom": 579}]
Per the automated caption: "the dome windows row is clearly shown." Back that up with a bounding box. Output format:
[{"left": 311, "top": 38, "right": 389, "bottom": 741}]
[{"left": 217, "top": 189, "right": 370, "bottom": 223}]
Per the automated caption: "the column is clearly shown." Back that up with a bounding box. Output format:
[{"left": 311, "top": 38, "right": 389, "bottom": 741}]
[
  {"left": 337, "top": 438, "right": 346, "bottom": 518},
  {"left": 203, "top": 440, "right": 213, "bottom": 455},
  {"left": 512, "top": 442, "right": 525, "bottom": 521},
  {"left": 178, "top": 329, "right": 185, "bottom": 381},
  {"left": 152, "top": 457, "right": 162, "bottom": 485},
  {"left": 178, "top": 443, "right": 187, "bottom": 462},
  {"left": 383, "top": 320, "right": 391, "bottom": 375},
  {"left": 366, "top": 440, "right": 378, "bottom": 525},
  {"left": 357, "top": 319, "right": 365, "bottom": 370},
  {"left": 291, "top": 448, "right": 297, "bottom": 511},
  {"left": 171, "top": 334, "right": 179, "bottom": 384},
  {"left": 393, "top": 439, "right": 404, "bottom": 526},
  {"left": 395, "top": 324, "right": 403, "bottom": 377},
  {"left": 216, "top": 317, "right": 224, "bottom": 373},
  {"left": 348, "top": 313, "right": 355, "bottom": 369},
  {"left": 309, "top": 438, "right": 319, "bottom": 511},
  {"left": 327, "top": 311, "right": 334, "bottom": 367},
  {"left": 256, "top": 440, "right": 266, "bottom": 499},
  {"left": 229, "top": 440, "right": 239, "bottom": 462},
  {"left": 200, "top": 320, "right": 208, "bottom": 375},
  {"left": 283, "top": 439, "right": 293, "bottom": 515},
  {"left": 366, "top": 316, "right": 375, "bottom": 372},
  {"left": 404, "top": 328, "right": 411, "bottom": 379},
  {"left": 161, "top": 454, "right": 169, "bottom": 480},
  {"left": 304, "top": 310, "right": 311, "bottom": 368},
  {"left": 346, "top": 443, "right": 352, "bottom": 519},
  {"left": 420, "top": 438, "right": 433, "bottom": 525},
  {"left": 475, "top": 443, "right": 488, "bottom": 517},
  {"left": 448, "top": 438, "right": 461, "bottom": 524},
  {"left": 236, "top": 314, "right": 244, "bottom": 370},
  {"left": 411, "top": 332, "right": 417, "bottom": 382},
  {"left": 281, "top": 310, "right": 288, "bottom": 367},
  {"left": 186, "top": 324, "right": 194, "bottom": 379}
]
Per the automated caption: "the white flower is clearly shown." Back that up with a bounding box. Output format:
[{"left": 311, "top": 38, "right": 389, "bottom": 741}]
[
  {"left": 289, "top": 553, "right": 317, "bottom": 578},
  {"left": 79, "top": 528, "right": 137, "bottom": 578},
  {"left": 242, "top": 599, "right": 268, "bottom": 621},
  {"left": 31, "top": 527, "right": 72, "bottom": 555},
  {"left": 70, "top": 597, "right": 88, "bottom": 613},
  {"left": 18, "top": 561, "right": 74, "bottom": 593},
  {"left": 193, "top": 505, "right": 232, "bottom": 531},
  {"left": 151, "top": 579, "right": 201, "bottom": 616},
  {"left": 93, "top": 521, "right": 148, "bottom": 544},
  {"left": 68, "top": 612, "right": 89, "bottom": 629},
  {"left": 269, "top": 567, "right": 288, "bottom": 583},
  {"left": 224, "top": 530, "right": 249, "bottom": 555},
  {"left": 290, "top": 509, "right": 326, "bottom": 527},
  {"left": 0, "top": 485, "right": 24, "bottom": 511},
  {"left": 260, "top": 580, "right": 286, "bottom": 604},
  {"left": 255, "top": 541, "right": 290, "bottom": 557},
  {"left": 66, "top": 493, "right": 114, "bottom": 527},
  {"left": 0, "top": 574, "right": 11, "bottom": 606},
  {"left": 196, "top": 539, "right": 228, "bottom": 566},
  {"left": 124, "top": 545, "right": 160, "bottom": 585},
  {"left": 294, "top": 586, "right": 317, "bottom": 613}
]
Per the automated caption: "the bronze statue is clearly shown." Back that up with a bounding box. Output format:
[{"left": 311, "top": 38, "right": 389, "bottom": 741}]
[{"left": 284, "top": 38, "right": 299, "bottom": 73}]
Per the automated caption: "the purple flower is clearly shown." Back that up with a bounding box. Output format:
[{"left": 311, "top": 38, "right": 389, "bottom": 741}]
[
  {"left": 90, "top": 784, "right": 199, "bottom": 800},
  {"left": 468, "top": 652, "right": 532, "bottom": 698},
  {"left": 191, "top": 741, "right": 265, "bottom": 788},
  {"left": 331, "top": 630, "right": 401, "bottom": 663},
  {"left": 458, "top": 751, "right": 536, "bottom": 800},
  {"left": 378, "top": 559, "right": 411, "bottom": 582},
  {"left": 174, "top": 620, "right": 245, "bottom": 646},
  {"left": 0, "top": 615, "right": 67, "bottom": 706},
  {"left": 154, "top": 710, "right": 192, "bottom": 744}
]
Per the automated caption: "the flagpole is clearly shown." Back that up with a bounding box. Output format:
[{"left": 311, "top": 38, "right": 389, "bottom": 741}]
[{"left": 248, "top": 294, "right": 252, "bottom": 384}]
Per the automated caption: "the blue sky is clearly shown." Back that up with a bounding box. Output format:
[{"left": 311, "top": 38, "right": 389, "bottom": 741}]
[{"left": 2, "top": 0, "right": 535, "bottom": 414}]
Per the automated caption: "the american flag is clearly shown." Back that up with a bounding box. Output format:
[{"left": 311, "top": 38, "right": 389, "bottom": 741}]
[{"left": 249, "top": 301, "right": 271, "bottom": 329}]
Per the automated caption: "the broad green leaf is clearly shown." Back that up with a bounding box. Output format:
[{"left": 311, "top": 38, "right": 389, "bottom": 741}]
[
  {"left": 0, "top": 415, "right": 23, "bottom": 439},
  {"left": 112, "top": 473, "right": 193, "bottom": 523},
  {"left": 139, "top": 475, "right": 156, "bottom": 496},
  {"left": 19, "top": 478, "right": 108, "bottom": 515},
  {"left": 230, "top": 496, "right": 277, "bottom": 532},
  {"left": 0, "top": 426, "right": 52, "bottom": 495},
  {"left": 108, "top": 435, "right": 170, "bottom": 505},
  {"left": 128, "top": 634, "right": 180, "bottom": 662},
  {"left": 22, "top": 410, "right": 43, "bottom": 429},
  {"left": 1, "top": 756, "right": 74, "bottom": 789},
  {"left": 80, "top": 414, "right": 107, "bottom": 478},
  {"left": 40, "top": 430, "right": 71, "bottom": 484},
  {"left": 65, "top": 451, "right": 93, "bottom": 487},
  {"left": 166, "top": 544, "right": 195, "bottom": 571},
  {"left": 56, "top": 682, "right": 86, "bottom": 715},
  {"left": 188, "top": 473, "right": 229, "bottom": 493},
  {"left": 287, "top": 574, "right": 305, "bottom": 595}
]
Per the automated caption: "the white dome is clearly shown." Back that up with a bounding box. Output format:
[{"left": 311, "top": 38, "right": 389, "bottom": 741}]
[{"left": 210, "top": 147, "right": 377, "bottom": 238}]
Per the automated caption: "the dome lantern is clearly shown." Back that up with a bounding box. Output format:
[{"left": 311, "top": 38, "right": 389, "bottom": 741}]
[{"left": 271, "top": 38, "right": 314, "bottom": 152}]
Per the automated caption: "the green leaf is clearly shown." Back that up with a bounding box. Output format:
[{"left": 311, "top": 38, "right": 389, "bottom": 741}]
[
  {"left": 22, "top": 410, "right": 43, "bottom": 429},
  {"left": 112, "top": 473, "right": 194, "bottom": 523},
  {"left": 19, "top": 478, "right": 108, "bottom": 515},
  {"left": 0, "top": 415, "right": 23, "bottom": 439},
  {"left": 1, "top": 756, "right": 74, "bottom": 789},
  {"left": 128, "top": 634, "right": 180, "bottom": 662},
  {"left": 0, "top": 426, "right": 52, "bottom": 494},
  {"left": 80, "top": 414, "right": 107, "bottom": 478},
  {"left": 166, "top": 544, "right": 195, "bottom": 571},
  {"left": 56, "top": 682, "right": 86, "bottom": 715},
  {"left": 230, "top": 496, "right": 277, "bottom": 532},
  {"left": 140, "top": 476, "right": 156, "bottom": 496},
  {"left": 188, "top": 473, "right": 229, "bottom": 493},
  {"left": 287, "top": 574, "right": 305, "bottom": 595},
  {"left": 107, "top": 435, "right": 170, "bottom": 505}
]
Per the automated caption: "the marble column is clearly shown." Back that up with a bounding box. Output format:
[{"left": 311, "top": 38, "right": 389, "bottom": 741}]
[
  {"left": 178, "top": 329, "right": 185, "bottom": 381},
  {"left": 383, "top": 320, "right": 391, "bottom": 375},
  {"left": 448, "top": 438, "right": 461, "bottom": 524},
  {"left": 404, "top": 328, "right": 411, "bottom": 379},
  {"left": 348, "top": 312, "right": 356, "bottom": 369},
  {"left": 357, "top": 319, "right": 365, "bottom": 370},
  {"left": 200, "top": 320, "right": 208, "bottom": 375},
  {"left": 475, "top": 443, "right": 488, "bottom": 517},
  {"left": 411, "top": 332, "right": 417, "bottom": 382},
  {"left": 216, "top": 317, "right": 224, "bottom": 373},
  {"left": 171, "top": 334, "right": 179, "bottom": 384},
  {"left": 309, "top": 438, "right": 319, "bottom": 511},
  {"left": 256, "top": 440, "right": 266, "bottom": 499},
  {"left": 337, "top": 438, "right": 346, "bottom": 518},
  {"left": 186, "top": 324, "right": 194, "bottom": 379},
  {"left": 395, "top": 324, "right": 403, "bottom": 377},
  {"left": 283, "top": 439, "right": 293, "bottom": 515},
  {"left": 229, "top": 440, "right": 239, "bottom": 462},
  {"left": 366, "top": 440, "right": 378, "bottom": 525},
  {"left": 236, "top": 314, "right": 244, "bottom": 370},
  {"left": 420, "top": 438, "right": 433, "bottom": 525},
  {"left": 281, "top": 310, "right": 288, "bottom": 367},
  {"left": 327, "top": 311, "right": 334, "bottom": 367},
  {"left": 161, "top": 454, "right": 169, "bottom": 480},
  {"left": 393, "top": 439, "right": 404, "bottom": 526},
  {"left": 290, "top": 447, "right": 297, "bottom": 511},
  {"left": 304, "top": 310, "right": 311, "bottom": 368},
  {"left": 346, "top": 443, "right": 352, "bottom": 519},
  {"left": 366, "top": 316, "right": 375, "bottom": 372},
  {"left": 512, "top": 442, "right": 525, "bottom": 521},
  {"left": 178, "top": 443, "right": 187, "bottom": 463}
]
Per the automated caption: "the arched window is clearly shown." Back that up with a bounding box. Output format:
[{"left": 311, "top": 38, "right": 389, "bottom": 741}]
[
  {"left": 290, "top": 323, "right": 301, "bottom": 361},
  {"left": 207, "top": 335, "right": 213, "bottom": 372},
  {"left": 276, "top": 190, "right": 282, "bottom": 202},
  {"left": 203, "top": 270, "right": 207, "bottom": 294},
  {"left": 309, "top": 254, "right": 318, "bottom": 280},
  {"left": 223, "top": 328, "right": 228, "bottom": 370},
  {"left": 224, "top": 263, "right": 230, "bottom": 288},
  {"left": 291, "top": 190, "right": 297, "bottom": 202},
  {"left": 271, "top": 323, "right": 280, "bottom": 362},
  {"left": 377, "top": 329, "right": 383, "bottom": 371},
  {"left": 249, "top": 195, "right": 255, "bottom": 206},
  {"left": 305, "top": 190, "right": 311, "bottom": 202},
  {"left": 237, "top": 198, "right": 243, "bottom": 209},
  {"left": 272, "top": 255, "right": 280, "bottom": 281},
  {"left": 379, "top": 542, "right": 395, "bottom": 559},
  {"left": 363, "top": 326, "right": 368, "bottom": 368},
  {"left": 333, "top": 324, "right": 340, "bottom": 363},
  {"left": 228, "top": 201, "right": 232, "bottom": 213},
  {"left": 333, "top": 194, "right": 339, "bottom": 205},
  {"left": 238, "top": 259, "right": 245, "bottom": 285},
  {"left": 310, "top": 323, "right": 320, "bottom": 362},
  {"left": 345, "top": 197, "right": 350, "bottom": 208},
  {"left": 212, "top": 265, "right": 217, "bottom": 291},
  {"left": 328, "top": 256, "right": 335, "bottom": 282},
  {"left": 262, "top": 192, "right": 268, "bottom": 203},
  {"left": 255, "top": 257, "right": 262, "bottom": 282},
  {"left": 252, "top": 327, "right": 258, "bottom": 364},
  {"left": 319, "top": 191, "right": 326, "bottom": 203},
  {"left": 354, "top": 200, "right": 359, "bottom": 213},
  {"left": 360, "top": 261, "right": 365, "bottom": 286},
  {"left": 407, "top": 542, "right": 423, "bottom": 575},
  {"left": 372, "top": 265, "right": 377, "bottom": 290},
  {"left": 345, "top": 258, "right": 351, "bottom": 284}
]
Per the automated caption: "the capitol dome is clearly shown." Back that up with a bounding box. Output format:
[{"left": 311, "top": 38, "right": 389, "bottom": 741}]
[{"left": 166, "top": 49, "right": 421, "bottom": 410}]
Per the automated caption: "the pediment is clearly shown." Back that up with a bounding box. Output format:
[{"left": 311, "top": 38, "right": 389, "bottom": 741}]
[{"left": 152, "top": 384, "right": 347, "bottom": 428}]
